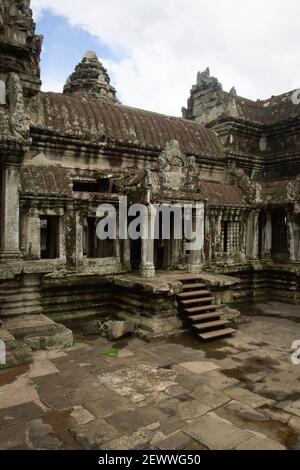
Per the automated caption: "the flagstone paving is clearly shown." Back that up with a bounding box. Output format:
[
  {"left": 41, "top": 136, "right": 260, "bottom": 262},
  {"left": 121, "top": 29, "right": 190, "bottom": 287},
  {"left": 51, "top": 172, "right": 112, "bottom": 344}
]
[{"left": 0, "top": 303, "right": 300, "bottom": 450}]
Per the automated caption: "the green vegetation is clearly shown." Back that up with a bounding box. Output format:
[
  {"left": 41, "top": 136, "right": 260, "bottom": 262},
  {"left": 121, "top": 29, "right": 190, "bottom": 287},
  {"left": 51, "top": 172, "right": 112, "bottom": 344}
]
[{"left": 100, "top": 349, "right": 119, "bottom": 359}]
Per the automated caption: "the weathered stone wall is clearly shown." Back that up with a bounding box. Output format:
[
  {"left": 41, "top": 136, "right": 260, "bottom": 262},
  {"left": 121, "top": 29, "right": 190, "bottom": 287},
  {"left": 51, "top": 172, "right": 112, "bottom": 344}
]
[
  {"left": 225, "top": 267, "right": 300, "bottom": 305},
  {"left": 41, "top": 275, "right": 113, "bottom": 328}
]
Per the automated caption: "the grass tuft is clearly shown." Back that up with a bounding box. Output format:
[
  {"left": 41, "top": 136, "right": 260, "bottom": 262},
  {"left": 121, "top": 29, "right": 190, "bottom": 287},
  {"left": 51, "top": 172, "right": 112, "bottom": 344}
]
[{"left": 100, "top": 349, "right": 119, "bottom": 359}]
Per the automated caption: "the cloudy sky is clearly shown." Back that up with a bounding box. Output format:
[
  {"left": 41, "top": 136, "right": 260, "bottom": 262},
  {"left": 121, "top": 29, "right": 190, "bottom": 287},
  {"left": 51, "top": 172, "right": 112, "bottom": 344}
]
[{"left": 31, "top": 0, "right": 300, "bottom": 116}]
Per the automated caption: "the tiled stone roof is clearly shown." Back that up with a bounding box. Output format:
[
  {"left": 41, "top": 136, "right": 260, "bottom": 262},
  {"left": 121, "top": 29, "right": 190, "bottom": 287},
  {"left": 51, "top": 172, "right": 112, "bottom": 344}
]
[
  {"left": 230, "top": 91, "right": 300, "bottom": 125},
  {"left": 201, "top": 180, "right": 247, "bottom": 205},
  {"left": 29, "top": 92, "right": 224, "bottom": 159}
]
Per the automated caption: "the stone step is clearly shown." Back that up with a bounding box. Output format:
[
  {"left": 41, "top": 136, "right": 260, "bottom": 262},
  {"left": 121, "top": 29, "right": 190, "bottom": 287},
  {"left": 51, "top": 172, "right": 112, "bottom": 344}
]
[
  {"left": 177, "top": 290, "right": 211, "bottom": 299},
  {"left": 188, "top": 311, "right": 225, "bottom": 321},
  {"left": 173, "top": 276, "right": 205, "bottom": 282},
  {"left": 1, "top": 304, "right": 43, "bottom": 316},
  {"left": 185, "top": 304, "right": 223, "bottom": 314},
  {"left": 198, "top": 328, "right": 236, "bottom": 341},
  {"left": 1, "top": 299, "right": 42, "bottom": 310},
  {"left": 193, "top": 320, "right": 230, "bottom": 331},
  {"left": 182, "top": 283, "right": 206, "bottom": 290},
  {"left": 49, "top": 308, "right": 105, "bottom": 323},
  {"left": 180, "top": 296, "right": 214, "bottom": 306},
  {"left": 2, "top": 314, "right": 58, "bottom": 338}
]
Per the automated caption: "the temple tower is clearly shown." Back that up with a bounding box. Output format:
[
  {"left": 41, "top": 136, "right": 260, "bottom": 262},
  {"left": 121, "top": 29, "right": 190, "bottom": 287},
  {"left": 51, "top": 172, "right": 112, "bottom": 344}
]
[
  {"left": 63, "top": 51, "right": 119, "bottom": 103},
  {"left": 0, "top": 0, "right": 43, "bottom": 98},
  {"left": 0, "top": 1, "right": 42, "bottom": 260}
]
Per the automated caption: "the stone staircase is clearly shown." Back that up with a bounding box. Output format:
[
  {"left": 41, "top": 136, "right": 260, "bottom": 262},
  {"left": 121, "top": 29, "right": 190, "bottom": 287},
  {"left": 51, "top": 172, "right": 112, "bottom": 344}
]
[{"left": 177, "top": 277, "right": 236, "bottom": 341}]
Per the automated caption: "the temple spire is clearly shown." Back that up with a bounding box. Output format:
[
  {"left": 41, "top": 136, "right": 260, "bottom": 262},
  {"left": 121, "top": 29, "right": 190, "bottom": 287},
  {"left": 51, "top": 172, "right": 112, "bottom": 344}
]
[
  {"left": 0, "top": 0, "right": 43, "bottom": 97},
  {"left": 63, "top": 51, "right": 119, "bottom": 103}
]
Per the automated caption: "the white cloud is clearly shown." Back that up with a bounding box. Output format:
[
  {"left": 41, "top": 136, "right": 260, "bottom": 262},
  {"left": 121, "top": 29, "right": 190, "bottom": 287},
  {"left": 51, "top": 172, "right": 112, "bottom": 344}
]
[{"left": 31, "top": 0, "right": 300, "bottom": 116}]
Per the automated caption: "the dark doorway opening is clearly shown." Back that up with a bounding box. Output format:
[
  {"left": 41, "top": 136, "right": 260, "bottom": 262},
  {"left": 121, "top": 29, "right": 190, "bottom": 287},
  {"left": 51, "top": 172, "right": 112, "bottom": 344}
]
[
  {"left": 84, "top": 217, "right": 115, "bottom": 258},
  {"left": 40, "top": 216, "right": 59, "bottom": 259},
  {"left": 130, "top": 238, "right": 141, "bottom": 271},
  {"left": 271, "top": 209, "right": 288, "bottom": 261}
]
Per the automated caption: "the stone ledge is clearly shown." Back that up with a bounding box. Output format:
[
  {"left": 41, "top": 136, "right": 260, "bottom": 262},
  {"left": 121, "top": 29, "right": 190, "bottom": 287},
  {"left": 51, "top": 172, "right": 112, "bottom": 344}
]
[
  {"left": 0, "top": 328, "right": 16, "bottom": 350},
  {"left": 2, "top": 314, "right": 73, "bottom": 353}
]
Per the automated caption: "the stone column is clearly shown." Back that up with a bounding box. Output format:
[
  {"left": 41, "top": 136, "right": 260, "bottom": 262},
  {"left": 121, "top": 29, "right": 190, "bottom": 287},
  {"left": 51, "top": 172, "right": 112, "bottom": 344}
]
[
  {"left": 187, "top": 205, "right": 204, "bottom": 274},
  {"left": 65, "top": 204, "right": 80, "bottom": 270},
  {"left": 119, "top": 205, "right": 131, "bottom": 271},
  {"left": 246, "top": 210, "right": 259, "bottom": 261},
  {"left": 212, "top": 209, "right": 223, "bottom": 262},
  {"left": 140, "top": 206, "right": 155, "bottom": 278},
  {"left": 122, "top": 238, "right": 131, "bottom": 271},
  {"left": 113, "top": 213, "right": 121, "bottom": 261},
  {"left": 287, "top": 211, "right": 296, "bottom": 262},
  {"left": 58, "top": 209, "right": 66, "bottom": 262},
  {"left": 25, "top": 207, "right": 41, "bottom": 260},
  {"left": 0, "top": 161, "right": 22, "bottom": 260},
  {"left": 204, "top": 213, "right": 211, "bottom": 264},
  {"left": 261, "top": 212, "right": 272, "bottom": 260}
]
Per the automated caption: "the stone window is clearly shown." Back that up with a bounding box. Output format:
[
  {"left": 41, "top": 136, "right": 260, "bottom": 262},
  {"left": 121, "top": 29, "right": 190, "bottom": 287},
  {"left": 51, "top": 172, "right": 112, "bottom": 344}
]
[
  {"left": 222, "top": 221, "right": 240, "bottom": 254},
  {"left": 0, "top": 80, "right": 6, "bottom": 105},
  {"left": 40, "top": 216, "right": 60, "bottom": 259},
  {"left": 84, "top": 217, "right": 115, "bottom": 258},
  {"left": 222, "top": 221, "right": 229, "bottom": 253}
]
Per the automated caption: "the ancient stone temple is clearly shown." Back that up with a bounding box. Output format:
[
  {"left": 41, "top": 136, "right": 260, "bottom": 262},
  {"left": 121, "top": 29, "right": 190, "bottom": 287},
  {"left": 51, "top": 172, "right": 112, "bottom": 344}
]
[{"left": 1, "top": 2, "right": 300, "bottom": 365}]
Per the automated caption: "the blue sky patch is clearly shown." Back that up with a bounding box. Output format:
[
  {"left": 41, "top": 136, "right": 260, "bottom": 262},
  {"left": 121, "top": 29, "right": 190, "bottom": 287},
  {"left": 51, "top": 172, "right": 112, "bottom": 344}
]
[{"left": 36, "top": 10, "right": 119, "bottom": 93}]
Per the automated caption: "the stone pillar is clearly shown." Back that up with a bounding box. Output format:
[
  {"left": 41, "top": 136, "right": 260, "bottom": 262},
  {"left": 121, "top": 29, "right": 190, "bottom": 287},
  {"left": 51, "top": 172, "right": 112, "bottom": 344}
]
[
  {"left": 58, "top": 210, "right": 66, "bottom": 262},
  {"left": 25, "top": 207, "right": 41, "bottom": 260},
  {"left": 119, "top": 206, "right": 131, "bottom": 271},
  {"left": 0, "top": 162, "right": 22, "bottom": 260},
  {"left": 247, "top": 210, "right": 259, "bottom": 261},
  {"left": 122, "top": 238, "right": 131, "bottom": 271},
  {"left": 187, "top": 205, "right": 204, "bottom": 274},
  {"left": 204, "top": 213, "right": 211, "bottom": 264},
  {"left": 261, "top": 212, "right": 272, "bottom": 260},
  {"left": 287, "top": 211, "right": 296, "bottom": 262},
  {"left": 238, "top": 210, "right": 247, "bottom": 262},
  {"left": 140, "top": 206, "right": 155, "bottom": 278},
  {"left": 114, "top": 214, "right": 121, "bottom": 261},
  {"left": 162, "top": 239, "right": 172, "bottom": 270},
  {"left": 65, "top": 205, "right": 80, "bottom": 270},
  {"left": 212, "top": 209, "right": 222, "bottom": 262}
]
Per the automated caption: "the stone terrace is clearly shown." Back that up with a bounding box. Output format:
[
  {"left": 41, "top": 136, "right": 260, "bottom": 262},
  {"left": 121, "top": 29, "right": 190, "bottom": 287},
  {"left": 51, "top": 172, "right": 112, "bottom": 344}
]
[{"left": 0, "top": 303, "right": 300, "bottom": 450}]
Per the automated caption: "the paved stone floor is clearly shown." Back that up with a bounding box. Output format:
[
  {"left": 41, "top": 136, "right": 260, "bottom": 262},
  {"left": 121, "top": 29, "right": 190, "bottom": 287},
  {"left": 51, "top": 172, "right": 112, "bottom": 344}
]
[{"left": 1, "top": 302, "right": 300, "bottom": 450}]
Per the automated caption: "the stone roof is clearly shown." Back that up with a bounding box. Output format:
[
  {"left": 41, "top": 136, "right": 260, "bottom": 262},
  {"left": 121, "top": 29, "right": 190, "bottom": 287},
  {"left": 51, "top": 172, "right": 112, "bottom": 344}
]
[
  {"left": 261, "top": 179, "right": 300, "bottom": 204},
  {"left": 29, "top": 92, "right": 224, "bottom": 159},
  {"left": 201, "top": 180, "right": 247, "bottom": 205},
  {"left": 232, "top": 91, "right": 300, "bottom": 126},
  {"left": 184, "top": 68, "right": 300, "bottom": 127}
]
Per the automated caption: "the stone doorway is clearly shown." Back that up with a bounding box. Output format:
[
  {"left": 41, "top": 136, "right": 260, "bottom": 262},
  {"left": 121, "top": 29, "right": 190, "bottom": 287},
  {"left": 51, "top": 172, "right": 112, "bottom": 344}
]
[{"left": 154, "top": 211, "right": 179, "bottom": 271}]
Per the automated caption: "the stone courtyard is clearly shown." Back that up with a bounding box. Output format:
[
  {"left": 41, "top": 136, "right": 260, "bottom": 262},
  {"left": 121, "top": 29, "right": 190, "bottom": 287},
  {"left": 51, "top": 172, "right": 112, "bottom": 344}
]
[{"left": 0, "top": 303, "right": 300, "bottom": 451}]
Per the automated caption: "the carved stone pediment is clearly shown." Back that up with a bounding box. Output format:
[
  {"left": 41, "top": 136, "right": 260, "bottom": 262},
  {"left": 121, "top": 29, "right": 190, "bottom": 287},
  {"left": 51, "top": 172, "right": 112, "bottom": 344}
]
[
  {"left": 156, "top": 140, "right": 201, "bottom": 193},
  {"left": 159, "top": 140, "right": 185, "bottom": 171},
  {"left": 227, "top": 162, "right": 262, "bottom": 204}
]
